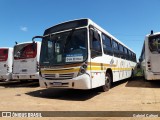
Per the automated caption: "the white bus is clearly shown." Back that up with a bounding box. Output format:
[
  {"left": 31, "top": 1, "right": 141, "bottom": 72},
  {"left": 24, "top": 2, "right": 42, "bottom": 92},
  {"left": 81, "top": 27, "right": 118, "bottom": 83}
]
[
  {"left": 0, "top": 47, "right": 13, "bottom": 81},
  {"left": 12, "top": 41, "right": 41, "bottom": 81},
  {"left": 33, "top": 19, "right": 137, "bottom": 91},
  {"left": 139, "top": 31, "right": 160, "bottom": 80}
]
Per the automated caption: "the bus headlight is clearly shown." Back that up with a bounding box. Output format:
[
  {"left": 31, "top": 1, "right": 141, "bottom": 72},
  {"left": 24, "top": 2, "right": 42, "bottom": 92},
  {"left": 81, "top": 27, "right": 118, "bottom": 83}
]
[
  {"left": 78, "top": 63, "right": 88, "bottom": 76},
  {"left": 147, "top": 60, "right": 151, "bottom": 71},
  {"left": 37, "top": 61, "right": 39, "bottom": 72}
]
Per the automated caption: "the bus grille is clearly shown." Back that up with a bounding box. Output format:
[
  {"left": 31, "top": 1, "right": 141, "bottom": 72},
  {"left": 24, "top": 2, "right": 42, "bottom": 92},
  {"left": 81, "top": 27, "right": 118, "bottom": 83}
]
[{"left": 43, "top": 73, "right": 74, "bottom": 80}]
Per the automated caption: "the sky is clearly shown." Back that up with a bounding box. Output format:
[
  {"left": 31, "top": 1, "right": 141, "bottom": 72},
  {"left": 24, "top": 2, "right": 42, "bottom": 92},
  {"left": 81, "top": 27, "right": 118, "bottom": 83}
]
[{"left": 0, "top": 0, "right": 160, "bottom": 60}]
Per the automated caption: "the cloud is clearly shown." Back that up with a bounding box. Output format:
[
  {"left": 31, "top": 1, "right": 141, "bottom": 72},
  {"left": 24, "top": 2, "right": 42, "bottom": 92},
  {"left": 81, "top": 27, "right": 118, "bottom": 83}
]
[{"left": 20, "top": 26, "right": 28, "bottom": 32}]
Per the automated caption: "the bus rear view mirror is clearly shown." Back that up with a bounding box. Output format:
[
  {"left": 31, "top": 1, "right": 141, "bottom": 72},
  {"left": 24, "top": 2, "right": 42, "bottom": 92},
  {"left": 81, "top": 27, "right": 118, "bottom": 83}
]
[
  {"left": 139, "top": 58, "right": 142, "bottom": 62},
  {"left": 32, "top": 36, "right": 44, "bottom": 51}
]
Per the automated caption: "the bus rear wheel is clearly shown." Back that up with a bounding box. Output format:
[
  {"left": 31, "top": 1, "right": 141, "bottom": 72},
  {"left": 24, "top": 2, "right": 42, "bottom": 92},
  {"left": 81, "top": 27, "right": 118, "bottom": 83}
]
[
  {"left": 100, "top": 72, "right": 112, "bottom": 92},
  {"left": 130, "top": 70, "right": 134, "bottom": 80}
]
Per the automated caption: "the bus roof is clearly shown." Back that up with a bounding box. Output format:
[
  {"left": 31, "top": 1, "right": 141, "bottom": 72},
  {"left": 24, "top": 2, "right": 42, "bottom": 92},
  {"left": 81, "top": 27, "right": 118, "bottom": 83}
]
[
  {"left": 14, "top": 41, "right": 41, "bottom": 46},
  {"left": 146, "top": 32, "right": 160, "bottom": 37},
  {"left": 0, "top": 47, "right": 13, "bottom": 50}
]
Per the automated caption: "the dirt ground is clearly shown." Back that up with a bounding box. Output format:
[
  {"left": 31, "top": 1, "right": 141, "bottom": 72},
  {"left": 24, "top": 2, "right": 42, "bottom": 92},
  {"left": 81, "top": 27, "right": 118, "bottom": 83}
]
[{"left": 0, "top": 77, "right": 160, "bottom": 120}]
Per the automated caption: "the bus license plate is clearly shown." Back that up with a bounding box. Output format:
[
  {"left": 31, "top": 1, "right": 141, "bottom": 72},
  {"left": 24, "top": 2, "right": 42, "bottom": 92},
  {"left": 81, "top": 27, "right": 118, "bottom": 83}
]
[
  {"left": 22, "top": 69, "right": 27, "bottom": 72},
  {"left": 52, "top": 82, "right": 62, "bottom": 86},
  {"left": 22, "top": 75, "right": 28, "bottom": 79}
]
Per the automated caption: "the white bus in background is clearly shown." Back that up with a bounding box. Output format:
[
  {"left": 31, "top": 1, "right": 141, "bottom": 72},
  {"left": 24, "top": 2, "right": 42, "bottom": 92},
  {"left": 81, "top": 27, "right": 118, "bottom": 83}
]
[
  {"left": 33, "top": 18, "right": 137, "bottom": 91},
  {"left": 12, "top": 41, "right": 41, "bottom": 81},
  {"left": 0, "top": 47, "right": 13, "bottom": 81},
  {"left": 139, "top": 31, "right": 160, "bottom": 80}
]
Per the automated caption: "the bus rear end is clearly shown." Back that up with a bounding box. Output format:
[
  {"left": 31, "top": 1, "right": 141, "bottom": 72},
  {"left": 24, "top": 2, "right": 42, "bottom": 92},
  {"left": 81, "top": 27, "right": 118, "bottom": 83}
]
[
  {"left": 145, "top": 32, "right": 160, "bottom": 80},
  {"left": 0, "top": 48, "right": 13, "bottom": 81},
  {"left": 12, "top": 42, "right": 41, "bottom": 80}
]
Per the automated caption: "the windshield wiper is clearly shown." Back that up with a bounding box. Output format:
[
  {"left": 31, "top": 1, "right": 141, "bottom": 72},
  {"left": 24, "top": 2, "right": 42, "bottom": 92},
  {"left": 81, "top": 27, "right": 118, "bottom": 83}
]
[{"left": 63, "top": 29, "right": 75, "bottom": 52}]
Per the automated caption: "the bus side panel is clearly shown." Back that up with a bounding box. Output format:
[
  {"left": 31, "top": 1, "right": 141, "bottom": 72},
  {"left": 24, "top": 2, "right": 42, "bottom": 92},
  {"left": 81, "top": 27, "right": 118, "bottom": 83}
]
[
  {"left": 112, "top": 57, "right": 119, "bottom": 82},
  {"left": 119, "top": 58, "right": 126, "bottom": 80},
  {"left": 90, "top": 57, "right": 105, "bottom": 89},
  {"left": 0, "top": 48, "right": 13, "bottom": 80}
]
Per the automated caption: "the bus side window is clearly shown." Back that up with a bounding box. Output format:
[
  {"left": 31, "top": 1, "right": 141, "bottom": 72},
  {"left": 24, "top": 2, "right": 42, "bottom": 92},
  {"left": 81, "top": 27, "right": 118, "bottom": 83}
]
[
  {"left": 134, "top": 54, "right": 137, "bottom": 62},
  {"left": 124, "top": 47, "right": 128, "bottom": 60},
  {"left": 128, "top": 50, "right": 132, "bottom": 61},
  {"left": 119, "top": 44, "right": 125, "bottom": 59},
  {"left": 132, "top": 53, "right": 136, "bottom": 62},
  {"left": 127, "top": 49, "right": 129, "bottom": 60},
  {"left": 102, "top": 33, "right": 113, "bottom": 56},
  {"left": 90, "top": 29, "right": 102, "bottom": 58},
  {"left": 112, "top": 40, "right": 119, "bottom": 58},
  {"left": 131, "top": 52, "right": 133, "bottom": 61}
]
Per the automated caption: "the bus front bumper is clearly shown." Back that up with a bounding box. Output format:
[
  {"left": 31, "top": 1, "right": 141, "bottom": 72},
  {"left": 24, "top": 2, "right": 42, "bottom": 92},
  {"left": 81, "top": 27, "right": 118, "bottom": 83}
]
[
  {"left": 39, "top": 74, "right": 91, "bottom": 90},
  {"left": 12, "top": 72, "right": 39, "bottom": 80}
]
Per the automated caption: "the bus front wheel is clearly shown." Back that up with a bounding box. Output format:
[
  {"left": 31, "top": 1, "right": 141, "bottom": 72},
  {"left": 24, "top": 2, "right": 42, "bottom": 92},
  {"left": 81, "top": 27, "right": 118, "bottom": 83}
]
[{"left": 100, "top": 72, "right": 112, "bottom": 92}]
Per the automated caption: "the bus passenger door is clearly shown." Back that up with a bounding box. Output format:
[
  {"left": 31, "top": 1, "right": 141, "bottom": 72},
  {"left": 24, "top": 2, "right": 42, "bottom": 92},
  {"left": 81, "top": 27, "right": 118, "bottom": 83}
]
[{"left": 89, "top": 28, "right": 105, "bottom": 88}]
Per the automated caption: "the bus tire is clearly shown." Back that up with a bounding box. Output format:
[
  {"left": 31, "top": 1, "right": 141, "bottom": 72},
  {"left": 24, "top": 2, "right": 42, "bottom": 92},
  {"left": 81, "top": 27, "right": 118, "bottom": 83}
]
[
  {"left": 20, "top": 80, "right": 28, "bottom": 83},
  {"left": 130, "top": 70, "right": 134, "bottom": 80},
  {"left": 100, "top": 72, "right": 112, "bottom": 92},
  {"left": 142, "top": 70, "right": 146, "bottom": 81}
]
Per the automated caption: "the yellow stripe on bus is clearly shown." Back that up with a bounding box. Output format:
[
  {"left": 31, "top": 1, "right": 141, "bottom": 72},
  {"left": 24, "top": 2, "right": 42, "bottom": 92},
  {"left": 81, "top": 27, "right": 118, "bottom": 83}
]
[
  {"left": 89, "top": 62, "right": 117, "bottom": 67},
  {"left": 88, "top": 67, "right": 132, "bottom": 71}
]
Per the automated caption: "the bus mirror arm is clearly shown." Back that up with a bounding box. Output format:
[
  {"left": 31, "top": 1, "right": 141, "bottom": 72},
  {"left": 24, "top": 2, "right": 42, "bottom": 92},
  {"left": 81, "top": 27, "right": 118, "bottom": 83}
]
[
  {"left": 32, "top": 36, "right": 44, "bottom": 51},
  {"left": 32, "top": 36, "right": 44, "bottom": 42}
]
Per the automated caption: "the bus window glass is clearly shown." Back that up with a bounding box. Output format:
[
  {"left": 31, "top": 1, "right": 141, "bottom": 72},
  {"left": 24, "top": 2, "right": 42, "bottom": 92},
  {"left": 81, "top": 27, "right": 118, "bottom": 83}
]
[
  {"left": 0, "top": 49, "right": 8, "bottom": 61},
  {"left": 102, "top": 34, "right": 113, "bottom": 55},
  {"left": 128, "top": 50, "right": 131, "bottom": 60},
  {"left": 124, "top": 47, "right": 128, "bottom": 59},
  {"left": 112, "top": 40, "right": 119, "bottom": 57},
  {"left": 134, "top": 54, "right": 137, "bottom": 62},
  {"left": 149, "top": 35, "right": 160, "bottom": 53},
  {"left": 119, "top": 44, "right": 124, "bottom": 59},
  {"left": 112, "top": 40, "right": 118, "bottom": 49},
  {"left": 90, "top": 30, "right": 102, "bottom": 58},
  {"left": 40, "top": 28, "right": 88, "bottom": 65},
  {"left": 14, "top": 43, "right": 37, "bottom": 59}
]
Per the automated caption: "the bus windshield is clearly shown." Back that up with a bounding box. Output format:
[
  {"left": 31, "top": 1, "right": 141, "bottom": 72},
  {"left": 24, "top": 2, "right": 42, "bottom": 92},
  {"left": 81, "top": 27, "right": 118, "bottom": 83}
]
[
  {"left": 149, "top": 35, "right": 160, "bottom": 53},
  {"left": 0, "top": 49, "right": 8, "bottom": 62},
  {"left": 14, "top": 43, "right": 37, "bottom": 59},
  {"left": 40, "top": 28, "right": 87, "bottom": 66}
]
